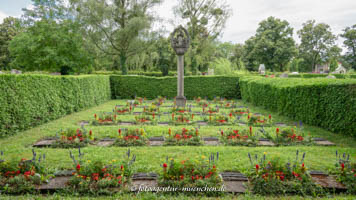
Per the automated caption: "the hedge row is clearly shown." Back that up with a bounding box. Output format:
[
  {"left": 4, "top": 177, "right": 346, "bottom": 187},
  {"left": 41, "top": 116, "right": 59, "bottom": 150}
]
[
  {"left": 239, "top": 76, "right": 356, "bottom": 137},
  {"left": 110, "top": 75, "right": 241, "bottom": 100},
  {"left": 93, "top": 71, "right": 185, "bottom": 77},
  {"left": 0, "top": 75, "right": 111, "bottom": 137},
  {"left": 288, "top": 73, "right": 356, "bottom": 79}
]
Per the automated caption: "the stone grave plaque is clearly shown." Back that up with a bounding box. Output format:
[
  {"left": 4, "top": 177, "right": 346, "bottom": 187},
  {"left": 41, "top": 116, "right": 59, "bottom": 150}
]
[
  {"left": 97, "top": 138, "right": 115, "bottom": 147},
  {"left": 310, "top": 171, "right": 346, "bottom": 190},
  {"left": 313, "top": 138, "right": 335, "bottom": 146},
  {"left": 149, "top": 137, "right": 165, "bottom": 146},
  {"left": 220, "top": 172, "right": 248, "bottom": 193},
  {"left": 33, "top": 139, "right": 57, "bottom": 148},
  {"left": 203, "top": 137, "right": 220, "bottom": 146},
  {"left": 130, "top": 173, "right": 158, "bottom": 192}
]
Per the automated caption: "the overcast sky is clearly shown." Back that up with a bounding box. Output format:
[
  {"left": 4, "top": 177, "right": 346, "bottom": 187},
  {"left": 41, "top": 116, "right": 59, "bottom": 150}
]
[{"left": 1, "top": 0, "right": 356, "bottom": 47}]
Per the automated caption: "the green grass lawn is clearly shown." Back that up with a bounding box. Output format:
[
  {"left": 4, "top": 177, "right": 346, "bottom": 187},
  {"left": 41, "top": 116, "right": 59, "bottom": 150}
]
[{"left": 1, "top": 99, "right": 355, "bottom": 199}]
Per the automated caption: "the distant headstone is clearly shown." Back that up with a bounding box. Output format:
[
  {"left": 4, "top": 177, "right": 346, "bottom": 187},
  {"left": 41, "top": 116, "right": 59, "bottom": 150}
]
[
  {"left": 11, "top": 69, "right": 22, "bottom": 74},
  {"left": 291, "top": 72, "right": 299, "bottom": 75},
  {"left": 327, "top": 75, "right": 336, "bottom": 79},
  {"left": 208, "top": 68, "right": 214, "bottom": 75},
  {"left": 0, "top": 71, "right": 3, "bottom": 74},
  {"left": 258, "top": 64, "right": 265, "bottom": 75},
  {"left": 279, "top": 73, "right": 289, "bottom": 78},
  {"left": 332, "top": 63, "right": 347, "bottom": 74}
]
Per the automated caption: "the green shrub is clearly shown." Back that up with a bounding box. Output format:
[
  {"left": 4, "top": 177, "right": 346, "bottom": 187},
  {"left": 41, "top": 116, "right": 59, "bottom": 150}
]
[
  {"left": 239, "top": 76, "right": 356, "bottom": 137},
  {"left": 110, "top": 75, "right": 241, "bottom": 100},
  {"left": 0, "top": 74, "right": 111, "bottom": 137}
]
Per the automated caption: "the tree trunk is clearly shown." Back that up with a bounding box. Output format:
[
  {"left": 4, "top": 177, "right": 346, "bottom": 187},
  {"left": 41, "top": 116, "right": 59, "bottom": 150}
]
[{"left": 120, "top": 53, "right": 127, "bottom": 75}]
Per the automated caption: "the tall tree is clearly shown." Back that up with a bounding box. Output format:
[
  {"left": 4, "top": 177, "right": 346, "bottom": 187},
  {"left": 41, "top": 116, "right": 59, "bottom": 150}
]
[
  {"left": 297, "top": 20, "right": 337, "bottom": 72},
  {"left": 341, "top": 24, "right": 356, "bottom": 70},
  {"left": 230, "top": 43, "right": 244, "bottom": 70},
  {"left": 0, "top": 17, "right": 23, "bottom": 70},
  {"left": 9, "top": 19, "right": 92, "bottom": 74},
  {"left": 70, "top": 0, "right": 162, "bottom": 74},
  {"left": 243, "top": 17, "right": 296, "bottom": 72},
  {"left": 174, "top": 0, "right": 232, "bottom": 74}
]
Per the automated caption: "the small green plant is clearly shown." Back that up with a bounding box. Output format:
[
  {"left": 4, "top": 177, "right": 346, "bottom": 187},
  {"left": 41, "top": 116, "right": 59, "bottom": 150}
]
[
  {"left": 165, "top": 128, "right": 202, "bottom": 146},
  {"left": 92, "top": 112, "right": 118, "bottom": 125},
  {"left": 158, "top": 152, "right": 223, "bottom": 196},
  {"left": 170, "top": 113, "right": 194, "bottom": 125},
  {"left": 247, "top": 151, "right": 324, "bottom": 196},
  {"left": 220, "top": 128, "right": 258, "bottom": 146},
  {"left": 134, "top": 114, "right": 157, "bottom": 125},
  {"left": 114, "top": 128, "right": 148, "bottom": 147},
  {"left": 0, "top": 150, "right": 48, "bottom": 194},
  {"left": 52, "top": 128, "right": 93, "bottom": 148},
  {"left": 68, "top": 148, "right": 136, "bottom": 195},
  {"left": 333, "top": 151, "right": 356, "bottom": 194}
]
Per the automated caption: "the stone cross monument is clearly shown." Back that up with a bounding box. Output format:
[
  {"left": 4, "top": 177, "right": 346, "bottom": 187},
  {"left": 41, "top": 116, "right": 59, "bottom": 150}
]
[{"left": 171, "top": 25, "right": 190, "bottom": 107}]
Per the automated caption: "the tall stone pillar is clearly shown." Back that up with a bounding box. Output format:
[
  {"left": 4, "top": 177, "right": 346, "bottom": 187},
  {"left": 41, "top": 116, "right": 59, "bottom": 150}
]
[{"left": 171, "top": 26, "right": 190, "bottom": 107}]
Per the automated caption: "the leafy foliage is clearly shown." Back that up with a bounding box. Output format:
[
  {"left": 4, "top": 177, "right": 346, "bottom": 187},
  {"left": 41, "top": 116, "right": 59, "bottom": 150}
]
[
  {"left": 239, "top": 76, "right": 356, "bottom": 137},
  {"left": 110, "top": 75, "right": 241, "bottom": 99},
  {"left": 0, "top": 74, "right": 111, "bottom": 137}
]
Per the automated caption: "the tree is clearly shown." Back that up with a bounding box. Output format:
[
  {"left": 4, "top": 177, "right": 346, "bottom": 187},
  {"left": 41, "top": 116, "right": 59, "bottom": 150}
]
[
  {"left": 174, "top": 0, "right": 232, "bottom": 74},
  {"left": 341, "top": 24, "right": 356, "bottom": 70},
  {"left": 243, "top": 17, "right": 296, "bottom": 72},
  {"left": 9, "top": 19, "right": 92, "bottom": 74},
  {"left": 230, "top": 44, "right": 244, "bottom": 70},
  {"left": 70, "top": 0, "right": 162, "bottom": 74},
  {"left": 0, "top": 17, "right": 23, "bottom": 70},
  {"left": 297, "top": 20, "right": 337, "bottom": 72}
]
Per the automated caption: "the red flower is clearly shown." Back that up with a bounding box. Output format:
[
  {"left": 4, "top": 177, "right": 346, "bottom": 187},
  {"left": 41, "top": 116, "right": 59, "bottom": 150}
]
[
  {"left": 249, "top": 126, "right": 252, "bottom": 133},
  {"left": 121, "top": 165, "right": 124, "bottom": 170},
  {"left": 191, "top": 176, "right": 194, "bottom": 181},
  {"left": 221, "top": 130, "right": 224, "bottom": 136},
  {"left": 229, "top": 113, "right": 232, "bottom": 118},
  {"left": 276, "top": 128, "right": 280, "bottom": 134},
  {"left": 180, "top": 175, "right": 184, "bottom": 180},
  {"left": 269, "top": 114, "right": 272, "bottom": 120},
  {"left": 76, "top": 164, "right": 81, "bottom": 171},
  {"left": 341, "top": 163, "right": 345, "bottom": 170},
  {"left": 163, "top": 163, "right": 168, "bottom": 168},
  {"left": 256, "top": 164, "right": 259, "bottom": 171},
  {"left": 89, "top": 130, "right": 92, "bottom": 136},
  {"left": 16, "top": 170, "right": 20, "bottom": 175},
  {"left": 94, "top": 114, "right": 97, "bottom": 118},
  {"left": 118, "top": 129, "right": 121, "bottom": 135},
  {"left": 280, "top": 175, "right": 285, "bottom": 181},
  {"left": 24, "top": 171, "right": 31, "bottom": 176},
  {"left": 68, "top": 137, "right": 73, "bottom": 141},
  {"left": 168, "top": 128, "right": 172, "bottom": 136},
  {"left": 297, "top": 136, "right": 304, "bottom": 141},
  {"left": 302, "top": 163, "right": 305, "bottom": 168}
]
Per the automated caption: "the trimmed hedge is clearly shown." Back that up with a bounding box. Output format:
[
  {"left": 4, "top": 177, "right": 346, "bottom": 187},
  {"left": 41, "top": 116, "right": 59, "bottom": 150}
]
[
  {"left": 0, "top": 75, "right": 111, "bottom": 137},
  {"left": 110, "top": 75, "right": 241, "bottom": 100},
  {"left": 239, "top": 76, "right": 356, "bottom": 137},
  {"left": 93, "top": 71, "right": 185, "bottom": 77}
]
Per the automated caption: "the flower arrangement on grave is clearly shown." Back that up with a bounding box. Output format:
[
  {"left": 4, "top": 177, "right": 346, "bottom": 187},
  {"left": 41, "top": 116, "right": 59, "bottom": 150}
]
[
  {"left": 194, "top": 96, "right": 202, "bottom": 104},
  {"left": 143, "top": 104, "right": 161, "bottom": 115},
  {"left": 68, "top": 148, "right": 135, "bottom": 195},
  {"left": 247, "top": 151, "right": 323, "bottom": 195},
  {"left": 92, "top": 112, "right": 118, "bottom": 125},
  {"left": 128, "top": 100, "right": 140, "bottom": 107},
  {"left": 202, "top": 106, "right": 219, "bottom": 114},
  {"left": 222, "top": 101, "right": 236, "bottom": 108},
  {"left": 114, "top": 105, "right": 132, "bottom": 115},
  {"left": 204, "top": 114, "right": 232, "bottom": 125},
  {"left": 164, "top": 128, "right": 202, "bottom": 146},
  {"left": 230, "top": 108, "right": 250, "bottom": 116},
  {"left": 114, "top": 128, "right": 148, "bottom": 147},
  {"left": 0, "top": 150, "right": 48, "bottom": 194},
  {"left": 170, "top": 113, "right": 194, "bottom": 125},
  {"left": 158, "top": 152, "right": 222, "bottom": 195},
  {"left": 134, "top": 114, "right": 157, "bottom": 125},
  {"left": 52, "top": 128, "right": 93, "bottom": 148},
  {"left": 246, "top": 114, "right": 271, "bottom": 126},
  {"left": 135, "top": 97, "right": 145, "bottom": 105},
  {"left": 171, "top": 106, "right": 190, "bottom": 114},
  {"left": 261, "top": 127, "right": 312, "bottom": 146},
  {"left": 153, "top": 96, "right": 166, "bottom": 106},
  {"left": 333, "top": 151, "right": 356, "bottom": 194},
  {"left": 198, "top": 100, "right": 209, "bottom": 107},
  {"left": 219, "top": 128, "right": 258, "bottom": 146}
]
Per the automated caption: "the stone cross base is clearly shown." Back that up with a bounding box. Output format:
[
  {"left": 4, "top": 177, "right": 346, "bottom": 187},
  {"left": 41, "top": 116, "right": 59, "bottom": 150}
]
[{"left": 176, "top": 96, "right": 186, "bottom": 107}]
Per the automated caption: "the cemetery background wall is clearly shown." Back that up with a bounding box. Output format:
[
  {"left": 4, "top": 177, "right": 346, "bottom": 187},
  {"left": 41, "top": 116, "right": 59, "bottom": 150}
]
[
  {"left": 239, "top": 76, "right": 356, "bottom": 137},
  {"left": 0, "top": 74, "right": 111, "bottom": 137}
]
